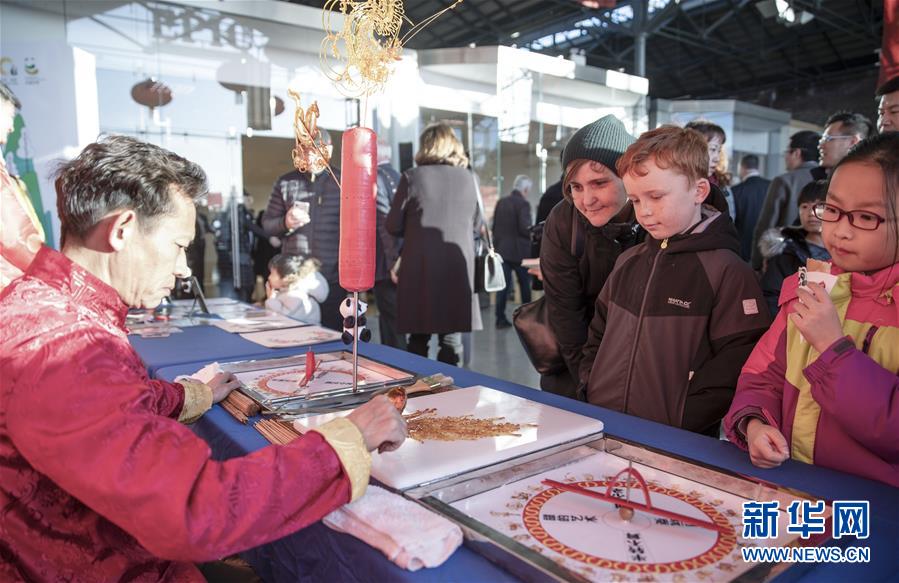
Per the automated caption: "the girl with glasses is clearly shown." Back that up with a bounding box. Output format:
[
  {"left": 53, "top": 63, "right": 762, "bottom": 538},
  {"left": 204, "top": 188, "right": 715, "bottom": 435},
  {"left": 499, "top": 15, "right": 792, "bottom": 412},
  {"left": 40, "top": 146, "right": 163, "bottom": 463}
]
[{"left": 724, "top": 132, "right": 899, "bottom": 487}]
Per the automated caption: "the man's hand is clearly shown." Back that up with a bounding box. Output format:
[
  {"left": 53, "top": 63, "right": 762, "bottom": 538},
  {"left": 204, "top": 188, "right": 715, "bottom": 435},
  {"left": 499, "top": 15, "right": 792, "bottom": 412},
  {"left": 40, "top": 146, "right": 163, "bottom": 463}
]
[
  {"left": 789, "top": 283, "right": 843, "bottom": 353},
  {"left": 528, "top": 266, "right": 543, "bottom": 281},
  {"left": 347, "top": 395, "right": 407, "bottom": 453},
  {"left": 745, "top": 418, "right": 790, "bottom": 469},
  {"left": 285, "top": 206, "right": 311, "bottom": 230},
  {"left": 207, "top": 372, "right": 241, "bottom": 403}
]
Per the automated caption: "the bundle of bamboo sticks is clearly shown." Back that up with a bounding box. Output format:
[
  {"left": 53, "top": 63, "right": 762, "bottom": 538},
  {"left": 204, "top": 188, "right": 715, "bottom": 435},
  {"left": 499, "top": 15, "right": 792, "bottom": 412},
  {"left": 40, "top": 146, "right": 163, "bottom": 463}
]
[
  {"left": 221, "top": 390, "right": 262, "bottom": 424},
  {"left": 255, "top": 418, "right": 301, "bottom": 445}
]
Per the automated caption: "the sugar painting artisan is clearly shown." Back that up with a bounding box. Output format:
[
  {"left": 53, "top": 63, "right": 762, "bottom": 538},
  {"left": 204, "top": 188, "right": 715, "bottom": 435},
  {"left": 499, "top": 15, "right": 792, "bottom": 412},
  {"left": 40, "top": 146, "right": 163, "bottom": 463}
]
[{"left": 0, "top": 135, "right": 406, "bottom": 581}]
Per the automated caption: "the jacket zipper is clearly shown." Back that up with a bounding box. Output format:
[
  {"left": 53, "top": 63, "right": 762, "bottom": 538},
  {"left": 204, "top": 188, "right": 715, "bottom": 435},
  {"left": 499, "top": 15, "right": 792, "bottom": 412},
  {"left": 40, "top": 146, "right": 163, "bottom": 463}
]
[{"left": 622, "top": 238, "right": 667, "bottom": 412}]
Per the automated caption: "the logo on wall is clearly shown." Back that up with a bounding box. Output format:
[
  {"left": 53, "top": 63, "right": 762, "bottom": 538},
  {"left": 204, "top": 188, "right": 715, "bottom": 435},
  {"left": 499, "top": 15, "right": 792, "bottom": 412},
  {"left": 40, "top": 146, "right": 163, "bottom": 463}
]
[
  {"left": 0, "top": 57, "right": 17, "bottom": 76},
  {"left": 24, "top": 57, "right": 38, "bottom": 76},
  {"left": 0, "top": 57, "right": 41, "bottom": 85}
]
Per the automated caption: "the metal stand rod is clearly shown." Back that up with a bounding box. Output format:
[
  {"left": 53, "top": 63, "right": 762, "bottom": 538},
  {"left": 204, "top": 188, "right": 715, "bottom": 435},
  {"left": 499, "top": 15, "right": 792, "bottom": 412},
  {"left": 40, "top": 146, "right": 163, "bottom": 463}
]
[{"left": 352, "top": 291, "right": 359, "bottom": 393}]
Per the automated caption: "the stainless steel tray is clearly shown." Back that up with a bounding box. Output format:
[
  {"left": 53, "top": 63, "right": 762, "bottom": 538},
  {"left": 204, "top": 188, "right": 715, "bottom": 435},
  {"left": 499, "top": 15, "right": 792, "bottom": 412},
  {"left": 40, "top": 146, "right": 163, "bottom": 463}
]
[
  {"left": 408, "top": 436, "right": 832, "bottom": 583},
  {"left": 220, "top": 350, "right": 416, "bottom": 411}
]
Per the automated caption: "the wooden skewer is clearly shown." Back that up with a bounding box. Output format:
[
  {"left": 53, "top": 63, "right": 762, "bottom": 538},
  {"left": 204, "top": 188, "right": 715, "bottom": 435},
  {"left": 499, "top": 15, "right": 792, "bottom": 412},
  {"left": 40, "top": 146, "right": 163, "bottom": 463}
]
[
  {"left": 223, "top": 390, "right": 261, "bottom": 417},
  {"left": 255, "top": 418, "right": 301, "bottom": 445},
  {"left": 221, "top": 399, "right": 248, "bottom": 424},
  {"left": 541, "top": 479, "right": 730, "bottom": 534}
]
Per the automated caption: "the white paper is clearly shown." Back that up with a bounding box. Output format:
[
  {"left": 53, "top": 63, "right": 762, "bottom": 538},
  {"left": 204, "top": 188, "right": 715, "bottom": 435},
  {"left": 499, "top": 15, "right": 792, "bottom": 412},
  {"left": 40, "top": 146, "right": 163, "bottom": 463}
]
[
  {"left": 240, "top": 325, "right": 342, "bottom": 348},
  {"left": 176, "top": 361, "right": 221, "bottom": 384},
  {"left": 211, "top": 311, "right": 305, "bottom": 334}
]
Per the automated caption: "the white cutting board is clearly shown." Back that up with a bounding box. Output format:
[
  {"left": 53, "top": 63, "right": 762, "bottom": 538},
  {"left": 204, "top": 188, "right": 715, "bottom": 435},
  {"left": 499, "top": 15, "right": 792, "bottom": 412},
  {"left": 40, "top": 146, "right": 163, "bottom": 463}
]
[{"left": 295, "top": 386, "right": 603, "bottom": 491}]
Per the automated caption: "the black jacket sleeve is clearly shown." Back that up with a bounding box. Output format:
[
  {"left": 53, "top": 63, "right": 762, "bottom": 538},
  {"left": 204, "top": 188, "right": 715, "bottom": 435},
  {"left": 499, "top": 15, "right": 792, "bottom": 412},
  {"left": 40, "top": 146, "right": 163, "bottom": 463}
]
[
  {"left": 386, "top": 174, "right": 409, "bottom": 238},
  {"left": 262, "top": 179, "right": 289, "bottom": 236},
  {"left": 540, "top": 202, "right": 589, "bottom": 382}
]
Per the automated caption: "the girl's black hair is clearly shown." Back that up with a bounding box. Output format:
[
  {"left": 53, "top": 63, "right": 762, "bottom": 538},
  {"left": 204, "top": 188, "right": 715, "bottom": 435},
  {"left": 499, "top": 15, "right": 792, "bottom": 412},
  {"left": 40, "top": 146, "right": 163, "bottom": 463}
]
[
  {"left": 268, "top": 253, "right": 320, "bottom": 285},
  {"left": 833, "top": 132, "right": 899, "bottom": 269}
]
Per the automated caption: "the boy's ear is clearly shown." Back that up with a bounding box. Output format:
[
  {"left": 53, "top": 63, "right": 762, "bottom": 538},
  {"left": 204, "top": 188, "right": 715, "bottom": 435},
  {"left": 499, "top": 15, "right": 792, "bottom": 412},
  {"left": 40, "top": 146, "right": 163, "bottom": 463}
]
[{"left": 694, "top": 178, "right": 711, "bottom": 204}]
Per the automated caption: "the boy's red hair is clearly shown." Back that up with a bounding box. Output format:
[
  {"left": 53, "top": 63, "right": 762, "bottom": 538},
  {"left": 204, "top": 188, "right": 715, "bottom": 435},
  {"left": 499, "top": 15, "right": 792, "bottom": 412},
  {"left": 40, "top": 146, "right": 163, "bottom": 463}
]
[{"left": 617, "top": 125, "right": 709, "bottom": 185}]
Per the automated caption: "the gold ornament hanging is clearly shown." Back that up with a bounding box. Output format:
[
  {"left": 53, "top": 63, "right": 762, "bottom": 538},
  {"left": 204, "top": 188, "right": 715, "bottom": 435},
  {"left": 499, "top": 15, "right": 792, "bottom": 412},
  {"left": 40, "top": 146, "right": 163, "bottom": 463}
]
[
  {"left": 321, "top": 0, "right": 464, "bottom": 98},
  {"left": 287, "top": 89, "right": 339, "bottom": 184}
]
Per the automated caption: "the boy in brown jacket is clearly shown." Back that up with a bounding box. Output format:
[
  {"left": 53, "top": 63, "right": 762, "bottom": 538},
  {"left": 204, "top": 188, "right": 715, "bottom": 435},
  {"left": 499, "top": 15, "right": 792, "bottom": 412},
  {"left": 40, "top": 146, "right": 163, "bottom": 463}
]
[{"left": 579, "top": 126, "right": 770, "bottom": 436}]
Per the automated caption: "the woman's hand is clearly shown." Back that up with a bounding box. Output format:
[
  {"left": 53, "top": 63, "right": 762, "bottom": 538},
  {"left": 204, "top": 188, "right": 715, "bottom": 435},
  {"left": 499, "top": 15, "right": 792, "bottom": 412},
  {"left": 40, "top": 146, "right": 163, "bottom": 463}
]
[
  {"left": 745, "top": 418, "right": 790, "bottom": 469},
  {"left": 789, "top": 283, "right": 843, "bottom": 353}
]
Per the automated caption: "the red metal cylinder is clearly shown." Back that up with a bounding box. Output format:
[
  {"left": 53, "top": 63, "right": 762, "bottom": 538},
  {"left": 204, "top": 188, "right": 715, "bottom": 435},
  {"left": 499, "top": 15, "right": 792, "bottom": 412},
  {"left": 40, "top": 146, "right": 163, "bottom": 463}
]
[{"left": 339, "top": 127, "right": 377, "bottom": 292}]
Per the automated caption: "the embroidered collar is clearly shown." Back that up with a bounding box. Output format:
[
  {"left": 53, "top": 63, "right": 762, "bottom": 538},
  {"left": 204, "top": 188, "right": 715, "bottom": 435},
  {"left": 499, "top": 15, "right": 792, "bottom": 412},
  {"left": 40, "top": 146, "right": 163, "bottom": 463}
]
[{"left": 26, "top": 246, "right": 130, "bottom": 331}]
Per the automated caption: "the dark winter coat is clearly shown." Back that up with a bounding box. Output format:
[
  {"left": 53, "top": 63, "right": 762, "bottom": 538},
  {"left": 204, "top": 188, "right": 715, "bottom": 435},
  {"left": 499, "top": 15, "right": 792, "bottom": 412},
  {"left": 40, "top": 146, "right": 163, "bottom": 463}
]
[
  {"left": 492, "top": 190, "right": 532, "bottom": 263},
  {"left": 751, "top": 161, "right": 818, "bottom": 269},
  {"left": 580, "top": 207, "right": 771, "bottom": 435},
  {"left": 386, "top": 164, "right": 483, "bottom": 334},
  {"left": 539, "top": 199, "right": 642, "bottom": 395},
  {"left": 375, "top": 163, "right": 402, "bottom": 282},
  {"left": 732, "top": 174, "right": 771, "bottom": 262},
  {"left": 262, "top": 169, "right": 342, "bottom": 283},
  {"left": 760, "top": 227, "right": 831, "bottom": 317},
  {"left": 536, "top": 180, "right": 564, "bottom": 225}
]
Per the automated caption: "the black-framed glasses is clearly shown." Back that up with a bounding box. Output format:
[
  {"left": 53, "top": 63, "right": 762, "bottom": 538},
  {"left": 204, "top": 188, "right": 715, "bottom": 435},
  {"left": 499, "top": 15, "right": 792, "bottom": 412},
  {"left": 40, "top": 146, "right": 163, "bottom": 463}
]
[{"left": 813, "top": 202, "right": 887, "bottom": 231}]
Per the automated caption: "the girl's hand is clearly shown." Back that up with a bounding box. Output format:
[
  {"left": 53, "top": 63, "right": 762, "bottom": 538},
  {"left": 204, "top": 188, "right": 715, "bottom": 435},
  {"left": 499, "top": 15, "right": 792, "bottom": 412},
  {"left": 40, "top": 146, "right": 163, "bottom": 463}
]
[
  {"left": 789, "top": 284, "right": 843, "bottom": 353},
  {"left": 745, "top": 418, "right": 790, "bottom": 468},
  {"left": 265, "top": 280, "right": 275, "bottom": 299}
]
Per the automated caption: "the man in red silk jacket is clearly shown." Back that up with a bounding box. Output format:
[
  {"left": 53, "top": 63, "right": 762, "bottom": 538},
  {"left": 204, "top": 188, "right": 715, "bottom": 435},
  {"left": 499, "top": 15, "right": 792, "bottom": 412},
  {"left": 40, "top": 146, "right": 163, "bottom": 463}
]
[{"left": 0, "top": 135, "right": 406, "bottom": 581}]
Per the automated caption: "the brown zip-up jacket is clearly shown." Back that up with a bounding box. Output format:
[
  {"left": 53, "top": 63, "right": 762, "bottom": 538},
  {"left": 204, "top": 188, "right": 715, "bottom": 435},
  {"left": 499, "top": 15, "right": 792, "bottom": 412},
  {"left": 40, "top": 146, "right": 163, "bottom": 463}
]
[{"left": 579, "top": 207, "right": 771, "bottom": 435}]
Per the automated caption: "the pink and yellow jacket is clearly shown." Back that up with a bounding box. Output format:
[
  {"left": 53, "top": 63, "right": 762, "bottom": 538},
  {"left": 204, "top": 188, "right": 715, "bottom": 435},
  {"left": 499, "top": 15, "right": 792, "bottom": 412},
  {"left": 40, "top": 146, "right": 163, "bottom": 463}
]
[{"left": 725, "top": 263, "right": 899, "bottom": 487}]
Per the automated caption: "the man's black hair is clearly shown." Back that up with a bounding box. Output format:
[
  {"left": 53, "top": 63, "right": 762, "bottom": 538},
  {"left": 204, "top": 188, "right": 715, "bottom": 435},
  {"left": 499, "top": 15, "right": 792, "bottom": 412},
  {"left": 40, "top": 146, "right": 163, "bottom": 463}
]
[{"left": 55, "top": 135, "right": 207, "bottom": 242}]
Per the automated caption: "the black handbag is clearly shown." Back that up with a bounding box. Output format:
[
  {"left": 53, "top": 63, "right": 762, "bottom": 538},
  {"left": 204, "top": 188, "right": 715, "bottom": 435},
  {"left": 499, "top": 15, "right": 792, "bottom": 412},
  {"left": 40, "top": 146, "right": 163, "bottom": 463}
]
[
  {"left": 513, "top": 209, "right": 584, "bottom": 375},
  {"left": 472, "top": 173, "right": 506, "bottom": 294}
]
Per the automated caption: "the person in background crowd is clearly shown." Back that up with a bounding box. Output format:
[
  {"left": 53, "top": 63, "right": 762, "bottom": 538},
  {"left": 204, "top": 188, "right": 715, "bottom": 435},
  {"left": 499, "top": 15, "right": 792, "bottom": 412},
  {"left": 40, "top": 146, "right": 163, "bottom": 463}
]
[
  {"left": 732, "top": 154, "right": 771, "bottom": 262},
  {"left": 386, "top": 123, "right": 482, "bottom": 366},
  {"left": 759, "top": 180, "right": 831, "bottom": 317},
  {"left": 815, "top": 111, "right": 874, "bottom": 180},
  {"left": 262, "top": 129, "right": 346, "bottom": 330},
  {"left": 373, "top": 139, "right": 406, "bottom": 349},
  {"left": 265, "top": 253, "right": 329, "bottom": 325},
  {"left": 876, "top": 76, "right": 899, "bottom": 133},
  {"left": 539, "top": 115, "right": 641, "bottom": 399},
  {"left": 530, "top": 152, "right": 566, "bottom": 291},
  {"left": 252, "top": 209, "right": 281, "bottom": 300},
  {"left": 492, "top": 174, "right": 533, "bottom": 329},
  {"left": 751, "top": 130, "right": 821, "bottom": 270},
  {"left": 581, "top": 126, "right": 769, "bottom": 436},
  {"left": 0, "top": 81, "right": 44, "bottom": 291},
  {"left": 536, "top": 151, "right": 565, "bottom": 225},
  {"left": 685, "top": 119, "right": 736, "bottom": 222},
  {"left": 221, "top": 192, "right": 267, "bottom": 302},
  {"left": 186, "top": 208, "right": 212, "bottom": 292},
  {"left": 0, "top": 135, "right": 406, "bottom": 581},
  {"left": 725, "top": 133, "right": 899, "bottom": 488}
]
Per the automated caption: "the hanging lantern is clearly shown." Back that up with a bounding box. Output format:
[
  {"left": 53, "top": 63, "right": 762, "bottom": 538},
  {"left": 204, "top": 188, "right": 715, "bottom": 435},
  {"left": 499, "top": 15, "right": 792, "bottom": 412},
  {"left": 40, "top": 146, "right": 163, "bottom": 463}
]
[
  {"left": 272, "top": 95, "right": 285, "bottom": 116},
  {"left": 130, "top": 78, "right": 173, "bottom": 109}
]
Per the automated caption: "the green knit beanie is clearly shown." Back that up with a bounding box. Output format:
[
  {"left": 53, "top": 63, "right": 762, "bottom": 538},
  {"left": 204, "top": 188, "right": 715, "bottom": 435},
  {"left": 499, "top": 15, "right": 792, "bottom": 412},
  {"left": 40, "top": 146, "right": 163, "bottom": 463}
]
[{"left": 562, "top": 115, "right": 636, "bottom": 176}]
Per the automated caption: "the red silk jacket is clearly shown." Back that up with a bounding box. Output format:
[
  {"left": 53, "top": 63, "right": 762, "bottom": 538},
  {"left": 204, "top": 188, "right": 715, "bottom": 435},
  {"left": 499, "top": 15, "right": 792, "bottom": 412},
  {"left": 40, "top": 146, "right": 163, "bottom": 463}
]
[{"left": 0, "top": 246, "right": 363, "bottom": 581}]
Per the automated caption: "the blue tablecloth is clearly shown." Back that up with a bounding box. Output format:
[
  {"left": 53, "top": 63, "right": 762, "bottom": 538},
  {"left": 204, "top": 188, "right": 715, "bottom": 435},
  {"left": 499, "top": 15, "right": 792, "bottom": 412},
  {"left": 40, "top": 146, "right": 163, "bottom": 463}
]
[
  {"left": 150, "top": 340, "right": 899, "bottom": 583},
  {"left": 130, "top": 324, "right": 321, "bottom": 375}
]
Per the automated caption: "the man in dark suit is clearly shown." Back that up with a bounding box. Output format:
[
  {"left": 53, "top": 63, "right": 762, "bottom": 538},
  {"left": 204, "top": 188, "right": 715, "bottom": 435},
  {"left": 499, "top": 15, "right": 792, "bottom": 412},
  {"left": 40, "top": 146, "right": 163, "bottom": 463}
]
[
  {"left": 732, "top": 155, "right": 771, "bottom": 262},
  {"left": 492, "top": 175, "right": 533, "bottom": 328}
]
